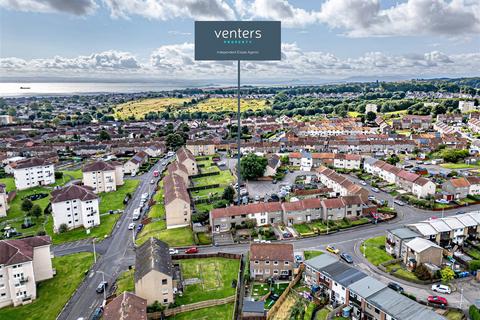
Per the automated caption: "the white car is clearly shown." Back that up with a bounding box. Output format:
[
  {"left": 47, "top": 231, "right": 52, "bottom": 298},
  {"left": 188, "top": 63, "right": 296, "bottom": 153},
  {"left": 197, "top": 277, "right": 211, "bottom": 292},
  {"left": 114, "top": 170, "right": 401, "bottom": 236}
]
[
  {"left": 431, "top": 284, "right": 451, "bottom": 294},
  {"left": 169, "top": 248, "right": 179, "bottom": 255},
  {"left": 360, "top": 181, "right": 367, "bottom": 186},
  {"left": 128, "top": 223, "right": 135, "bottom": 230},
  {"left": 150, "top": 179, "right": 155, "bottom": 184},
  {"left": 371, "top": 187, "right": 380, "bottom": 193}
]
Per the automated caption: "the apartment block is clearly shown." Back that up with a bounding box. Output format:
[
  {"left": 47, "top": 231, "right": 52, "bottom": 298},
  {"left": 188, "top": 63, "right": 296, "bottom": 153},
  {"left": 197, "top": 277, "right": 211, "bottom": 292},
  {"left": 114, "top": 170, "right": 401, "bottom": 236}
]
[
  {"left": 82, "top": 160, "right": 124, "bottom": 193},
  {"left": 11, "top": 158, "right": 55, "bottom": 190}
]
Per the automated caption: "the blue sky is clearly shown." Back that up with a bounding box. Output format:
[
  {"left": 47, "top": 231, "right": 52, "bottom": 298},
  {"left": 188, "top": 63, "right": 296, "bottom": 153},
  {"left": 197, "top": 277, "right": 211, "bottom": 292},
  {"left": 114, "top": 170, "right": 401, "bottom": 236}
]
[{"left": 1, "top": 0, "right": 479, "bottom": 81}]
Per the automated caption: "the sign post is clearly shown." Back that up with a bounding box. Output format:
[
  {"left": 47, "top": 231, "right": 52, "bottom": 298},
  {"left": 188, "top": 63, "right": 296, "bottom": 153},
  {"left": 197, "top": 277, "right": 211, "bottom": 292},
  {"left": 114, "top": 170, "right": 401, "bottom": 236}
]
[{"left": 195, "top": 21, "right": 281, "bottom": 203}]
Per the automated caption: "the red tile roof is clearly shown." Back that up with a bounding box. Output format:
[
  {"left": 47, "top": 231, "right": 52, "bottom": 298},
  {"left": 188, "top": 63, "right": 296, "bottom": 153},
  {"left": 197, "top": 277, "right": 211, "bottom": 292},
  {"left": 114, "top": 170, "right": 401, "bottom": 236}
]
[
  {"left": 250, "top": 243, "right": 294, "bottom": 262},
  {"left": 0, "top": 236, "right": 51, "bottom": 266},
  {"left": 211, "top": 202, "right": 282, "bottom": 219},
  {"left": 104, "top": 292, "right": 147, "bottom": 320}
]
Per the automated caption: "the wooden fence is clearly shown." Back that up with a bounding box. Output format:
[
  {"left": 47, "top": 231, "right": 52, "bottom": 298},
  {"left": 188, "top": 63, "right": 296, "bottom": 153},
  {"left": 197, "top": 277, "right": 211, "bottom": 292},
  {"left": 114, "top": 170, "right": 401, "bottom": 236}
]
[
  {"left": 148, "top": 296, "right": 236, "bottom": 319},
  {"left": 266, "top": 264, "right": 305, "bottom": 320},
  {"left": 173, "top": 252, "right": 242, "bottom": 260}
]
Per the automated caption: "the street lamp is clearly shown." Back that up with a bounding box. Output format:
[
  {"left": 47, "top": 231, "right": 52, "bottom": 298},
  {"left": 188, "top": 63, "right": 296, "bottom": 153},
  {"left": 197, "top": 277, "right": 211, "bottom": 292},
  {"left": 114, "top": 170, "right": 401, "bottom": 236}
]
[
  {"left": 92, "top": 238, "right": 97, "bottom": 264},
  {"left": 96, "top": 270, "right": 110, "bottom": 303},
  {"left": 363, "top": 242, "right": 366, "bottom": 258}
]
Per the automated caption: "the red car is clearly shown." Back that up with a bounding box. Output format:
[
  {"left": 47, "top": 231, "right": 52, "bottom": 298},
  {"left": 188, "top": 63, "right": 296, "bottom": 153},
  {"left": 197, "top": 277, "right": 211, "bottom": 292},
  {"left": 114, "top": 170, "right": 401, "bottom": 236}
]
[
  {"left": 185, "top": 247, "right": 198, "bottom": 254},
  {"left": 428, "top": 295, "right": 448, "bottom": 306}
]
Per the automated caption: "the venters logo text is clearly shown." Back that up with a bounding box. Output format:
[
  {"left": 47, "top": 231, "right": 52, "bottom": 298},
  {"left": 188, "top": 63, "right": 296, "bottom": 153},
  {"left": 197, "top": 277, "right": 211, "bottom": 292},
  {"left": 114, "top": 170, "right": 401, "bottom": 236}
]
[{"left": 214, "top": 28, "right": 262, "bottom": 44}]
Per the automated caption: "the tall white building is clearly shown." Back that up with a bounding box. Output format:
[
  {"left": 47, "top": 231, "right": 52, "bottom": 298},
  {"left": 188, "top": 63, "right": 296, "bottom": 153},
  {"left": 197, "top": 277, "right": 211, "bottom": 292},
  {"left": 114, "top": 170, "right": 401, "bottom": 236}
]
[
  {"left": 0, "top": 184, "right": 8, "bottom": 217},
  {"left": 459, "top": 101, "right": 476, "bottom": 113},
  {"left": 51, "top": 184, "right": 100, "bottom": 233},
  {"left": 11, "top": 158, "right": 55, "bottom": 190},
  {"left": 82, "top": 161, "right": 124, "bottom": 193},
  {"left": 0, "top": 236, "right": 54, "bottom": 308}
]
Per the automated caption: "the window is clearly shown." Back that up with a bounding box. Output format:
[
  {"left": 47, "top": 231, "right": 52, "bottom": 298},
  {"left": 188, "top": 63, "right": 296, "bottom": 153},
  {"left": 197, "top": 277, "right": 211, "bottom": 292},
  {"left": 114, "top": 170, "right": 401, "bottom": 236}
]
[
  {"left": 162, "top": 279, "right": 167, "bottom": 285},
  {"left": 163, "top": 299, "right": 168, "bottom": 303},
  {"left": 254, "top": 260, "right": 259, "bottom": 264},
  {"left": 265, "top": 261, "right": 270, "bottom": 265},
  {"left": 273, "top": 261, "right": 278, "bottom": 265},
  {"left": 284, "top": 261, "right": 289, "bottom": 265}
]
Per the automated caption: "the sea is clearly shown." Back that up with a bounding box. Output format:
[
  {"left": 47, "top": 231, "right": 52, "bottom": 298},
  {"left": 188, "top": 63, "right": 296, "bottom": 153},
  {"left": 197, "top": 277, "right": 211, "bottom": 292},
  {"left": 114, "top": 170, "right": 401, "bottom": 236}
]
[{"left": 0, "top": 81, "right": 220, "bottom": 97}]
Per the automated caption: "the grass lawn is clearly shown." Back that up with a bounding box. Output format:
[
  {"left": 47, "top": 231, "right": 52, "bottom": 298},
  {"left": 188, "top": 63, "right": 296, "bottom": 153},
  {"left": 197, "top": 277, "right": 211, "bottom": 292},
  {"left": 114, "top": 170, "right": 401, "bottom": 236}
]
[
  {"left": 60, "top": 170, "right": 83, "bottom": 180},
  {"left": 167, "top": 303, "right": 234, "bottom": 320},
  {"left": 293, "top": 223, "right": 313, "bottom": 235},
  {"left": 444, "top": 310, "right": 464, "bottom": 320},
  {"left": 195, "top": 202, "right": 214, "bottom": 214},
  {"left": 175, "top": 257, "right": 240, "bottom": 305},
  {"left": 136, "top": 225, "right": 194, "bottom": 247},
  {"left": 315, "top": 308, "right": 330, "bottom": 320},
  {"left": 115, "top": 269, "right": 134, "bottom": 294},
  {"left": 192, "top": 170, "right": 234, "bottom": 187},
  {"left": 251, "top": 283, "right": 271, "bottom": 299},
  {"left": 99, "top": 180, "right": 140, "bottom": 213},
  {"left": 466, "top": 247, "right": 480, "bottom": 260},
  {"left": 386, "top": 263, "right": 419, "bottom": 281},
  {"left": 360, "top": 236, "right": 393, "bottom": 266},
  {"left": 0, "top": 252, "right": 93, "bottom": 320},
  {"left": 347, "top": 111, "right": 362, "bottom": 117},
  {"left": 197, "top": 232, "right": 212, "bottom": 245},
  {"left": 0, "top": 176, "right": 15, "bottom": 192},
  {"left": 304, "top": 250, "right": 324, "bottom": 260},
  {"left": 190, "top": 187, "right": 225, "bottom": 199},
  {"left": 440, "top": 163, "right": 480, "bottom": 169}
]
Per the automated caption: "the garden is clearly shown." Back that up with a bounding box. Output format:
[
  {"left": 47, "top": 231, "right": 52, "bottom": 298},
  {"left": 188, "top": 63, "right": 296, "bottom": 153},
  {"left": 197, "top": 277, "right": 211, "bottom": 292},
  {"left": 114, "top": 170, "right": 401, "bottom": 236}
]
[
  {"left": 360, "top": 236, "right": 394, "bottom": 266},
  {"left": 293, "top": 217, "right": 371, "bottom": 236},
  {"left": 166, "top": 302, "right": 234, "bottom": 320}
]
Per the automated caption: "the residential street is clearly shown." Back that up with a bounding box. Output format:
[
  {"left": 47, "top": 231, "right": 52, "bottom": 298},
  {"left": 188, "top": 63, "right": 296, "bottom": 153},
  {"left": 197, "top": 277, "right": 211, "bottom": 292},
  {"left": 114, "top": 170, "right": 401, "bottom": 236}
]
[{"left": 56, "top": 156, "right": 172, "bottom": 320}]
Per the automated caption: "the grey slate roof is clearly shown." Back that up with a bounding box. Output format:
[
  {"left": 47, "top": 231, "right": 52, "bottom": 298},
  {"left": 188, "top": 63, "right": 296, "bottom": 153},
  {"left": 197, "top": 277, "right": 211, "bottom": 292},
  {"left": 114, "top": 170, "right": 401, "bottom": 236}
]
[
  {"left": 135, "top": 238, "right": 172, "bottom": 282},
  {"left": 388, "top": 227, "right": 420, "bottom": 240},
  {"left": 304, "top": 254, "right": 338, "bottom": 271},
  {"left": 348, "top": 276, "right": 386, "bottom": 298},
  {"left": 333, "top": 268, "right": 366, "bottom": 286},
  {"left": 242, "top": 300, "right": 265, "bottom": 314},
  {"left": 321, "top": 261, "right": 351, "bottom": 279},
  {"left": 368, "top": 288, "right": 446, "bottom": 320}
]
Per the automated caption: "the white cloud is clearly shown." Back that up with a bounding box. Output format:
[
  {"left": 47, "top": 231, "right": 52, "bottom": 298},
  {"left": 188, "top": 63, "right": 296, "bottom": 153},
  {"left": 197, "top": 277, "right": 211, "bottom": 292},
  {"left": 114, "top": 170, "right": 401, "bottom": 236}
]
[
  {"left": 2, "top": 45, "right": 479, "bottom": 80},
  {"left": 0, "top": 0, "right": 98, "bottom": 15},
  {"left": 102, "top": 0, "right": 236, "bottom": 20}
]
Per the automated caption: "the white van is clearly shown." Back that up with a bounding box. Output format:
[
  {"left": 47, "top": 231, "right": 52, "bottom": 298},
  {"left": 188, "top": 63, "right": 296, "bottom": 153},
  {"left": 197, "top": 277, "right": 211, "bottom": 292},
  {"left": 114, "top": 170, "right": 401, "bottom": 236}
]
[{"left": 133, "top": 208, "right": 141, "bottom": 220}]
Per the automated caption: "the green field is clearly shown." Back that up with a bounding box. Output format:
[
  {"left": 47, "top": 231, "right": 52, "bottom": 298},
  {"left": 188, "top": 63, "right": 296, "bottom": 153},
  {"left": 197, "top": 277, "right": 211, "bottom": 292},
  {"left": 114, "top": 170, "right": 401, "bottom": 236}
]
[
  {"left": 304, "top": 250, "right": 324, "bottom": 260},
  {"left": 192, "top": 170, "right": 235, "bottom": 187},
  {"left": 190, "top": 98, "right": 269, "bottom": 113},
  {"left": 176, "top": 257, "right": 240, "bottom": 305},
  {"left": 115, "top": 97, "right": 192, "bottom": 120},
  {"left": 0, "top": 252, "right": 93, "bottom": 320},
  {"left": 440, "top": 163, "right": 480, "bottom": 169},
  {"left": 0, "top": 177, "right": 15, "bottom": 192},
  {"left": 99, "top": 180, "right": 140, "bottom": 213},
  {"left": 167, "top": 303, "right": 234, "bottom": 320},
  {"left": 360, "top": 236, "right": 393, "bottom": 266},
  {"left": 115, "top": 269, "right": 135, "bottom": 294}
]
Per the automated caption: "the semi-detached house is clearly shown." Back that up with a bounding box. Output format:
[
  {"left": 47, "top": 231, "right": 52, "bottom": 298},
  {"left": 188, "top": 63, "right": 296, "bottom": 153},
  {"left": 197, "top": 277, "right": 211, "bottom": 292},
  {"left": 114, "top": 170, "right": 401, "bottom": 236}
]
[{"left": 442, "top": 176, "right": 480, "bottom": 199}]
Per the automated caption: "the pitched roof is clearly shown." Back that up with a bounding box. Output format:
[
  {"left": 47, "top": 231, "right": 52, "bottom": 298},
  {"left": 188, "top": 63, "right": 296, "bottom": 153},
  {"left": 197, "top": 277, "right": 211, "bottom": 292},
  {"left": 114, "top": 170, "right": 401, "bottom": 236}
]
[
  {"left": 405, "top": 237, "right": 441, "bottom": 252},
  {"left": 250, "top": 243, "right": 294, "bottom": 262},
  {"left": 397, "top": 170, "right": 420, "bottom": 182},
  {"left": 129, "top": 151, "right": 148, "bottom": 165},
  {"left": 163, "top": 173, "right": 190, "bottom": 205},
  {"left": 304, "top": 253, "right": 338, "bottom": 271},
  {"left": 82, "top": 160, "right": 117, "bottom": 172},
  {"left": 322, "top": 198, "right": 345, "bottom": 209},
  {"left": 0, "top": 236, "right": 51, "bottom": 266},
  {"left": 448, "top": 177, "right": 470, "bottom": 188},
  {"left": 407, "top": 223, "right": 438, "bottom": 236},
  {"left": 11, "top": 157, "right": 53, "bottom": 169},
  {"left": 211, "top": 202, "right": 282, "bottom": 219},
  {"left": 176, "top": 147, "right": 195, "bottom": 163},
  {"left": 414, "top": 176, "right": 432, "bottom": 186},
  {"left": 348, "top": 276, "right": 386, "bottom": 298},
  {"left": 388, "top": 227, "right": 420, "bottom": 240},
  {"left": 51, "top": 184, "right": 98, "bottom": 203},
  {"left": 104, "top": 292, "right": 147, "bottom": 320},
  {"left": 135, "top": 238, "right": 173, "bottom": 281}
]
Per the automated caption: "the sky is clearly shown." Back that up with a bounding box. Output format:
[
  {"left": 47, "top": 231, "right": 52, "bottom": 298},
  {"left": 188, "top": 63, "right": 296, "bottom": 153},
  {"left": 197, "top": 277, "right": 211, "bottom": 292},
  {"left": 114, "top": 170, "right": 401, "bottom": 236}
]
[{"left": 0, "top": 0, "right": 479, "bottom": 83}]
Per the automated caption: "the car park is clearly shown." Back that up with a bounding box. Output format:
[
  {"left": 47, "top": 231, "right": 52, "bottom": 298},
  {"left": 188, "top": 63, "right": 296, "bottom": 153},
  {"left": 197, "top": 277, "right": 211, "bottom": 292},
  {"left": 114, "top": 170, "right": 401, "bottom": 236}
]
[
  {"left": 387, "top": 282, "right": 404, "bottom": 293},
  {"left": 128, "top": 223, "right": 135, "bottom": 230},
  {"left": 340, "top": 252, "right": 353, "bottom": 264},
  {"left": 185, "top": 247, "right": 198, "bottom": 254},
  {"left": 428, "top": 295, "right": 448, "bottom": 306},
  {"left": 96, "top": 281, "right": 108, "bottom": 293},
  {"left": 326, "top": 245, "right": 339, "bottom": 254},
  {"left": 431, "top": 284, "right": 451, "bottom": 294}
]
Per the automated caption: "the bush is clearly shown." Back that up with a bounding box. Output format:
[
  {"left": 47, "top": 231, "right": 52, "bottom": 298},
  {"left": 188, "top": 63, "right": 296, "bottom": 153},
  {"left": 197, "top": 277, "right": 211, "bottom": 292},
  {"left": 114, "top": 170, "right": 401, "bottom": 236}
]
[
  {"left": 213, "top": 199, "right": 229, "bottom": 208},
  {"left": 470, "top": 305, "right": 480, "bottom": 320},
  {"left": 414, "top": 263, "right": 432, "bottom": 281},
  {"left": 469, "top": 260, "right": 480, "bottom": 272},
  {"left": 58, "top": 223, "right": 68, "bottom": 233},
  {"left": 21, "top": 199, "right": 33, "bottom": 212},
  {"left": 192, "top": 211, "right": 209, "bottom": 223},
  {"left": 36, "top": 230, "right": 46, "bottom": 236},
  {"left": 54, "top": 171, "right": 64, "bottom": 179},
  {"left": 147, "top": 300, "right": 165, "bottom": 313}
]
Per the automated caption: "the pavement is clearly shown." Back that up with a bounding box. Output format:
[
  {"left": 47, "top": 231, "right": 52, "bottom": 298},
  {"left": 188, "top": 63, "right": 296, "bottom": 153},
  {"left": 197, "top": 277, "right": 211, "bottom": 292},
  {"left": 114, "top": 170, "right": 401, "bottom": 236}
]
[
  {"left": 55, "top": 161, "right": 480, "bottom": 317},
  {"left": 56, "top": 155, "right": 174, "bottom": 320}
]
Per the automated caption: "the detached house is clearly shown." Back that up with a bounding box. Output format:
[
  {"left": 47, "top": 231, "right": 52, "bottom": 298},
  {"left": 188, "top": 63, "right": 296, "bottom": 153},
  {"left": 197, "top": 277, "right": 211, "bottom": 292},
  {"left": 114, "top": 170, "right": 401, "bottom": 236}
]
[
  {"left": 176, "top": 147, "right": 198, "bottom": 176},
  {"left": 82, "top": 160, "right": 124, "bottom": 193},
  {"left": 0, "top": 236, "right": 54, "bottom": 308},
  {"left": 135, "top": 238, "right": 175, "bottom": 305},
  {"left": 0, "top": 184, "right": 8, "bottom": 217},
  {"left": 442, "top": 176, "right": 480, "bottom": 199},
  {"left": 250, "top": 243, "right": 294, "bottom": 281},
  {"left": 11, "top": 158, "right": 55, "bottom": 190},
  {"left": 51, "top": 184, "right": 100, "bottom": 233},
  {"left": 404, "top": 237, "right": 443, "bottom": 268}
]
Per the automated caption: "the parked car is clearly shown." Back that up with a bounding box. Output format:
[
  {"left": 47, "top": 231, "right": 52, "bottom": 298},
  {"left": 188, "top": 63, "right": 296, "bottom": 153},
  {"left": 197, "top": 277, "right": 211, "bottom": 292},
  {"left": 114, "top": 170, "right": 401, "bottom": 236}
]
[
  {"left": 282, "top": 232, "right": 293, "bottom": 238},
  {"left": 185, "top": 247, "right": 198, "bottom": 254},
  {"left": 295, "top": 255, "right": 303, "bottom": 263},
  {"left": 371, "top": 187, "right": 380, "bottom": 193},
  {"left": 394, "top": 200, "right": 405, "bottom": 206},
  {"left": 368, "top": 195, "right": 375, "bottom": 201},
  {"left": 150, "top": 179, "right": 155, "bottom": 184},
  {"left": 272, "top": 179, "right": 277, "bottom": 184},
  {"left": 91, "top": 307, "right": 103, "bottom": 320},
  {"left": 360, "top": 181, "right": 367, "bottom": 186},
  {"left": 428, "top": 295, "right": 448, "bottom": 306},
  {"left": 96, "top": 281, "right": 108, "bottom": 294},
  {"left": 169, "top": 248, "right": 179, "bottom": 255},
  {"left": 431, "top": 284, "right": 451, "bottom": 294},
  {"left": 326, "top": 245, "right": 339, "bottom": 254},
  {"left": 128, "top": 223, "right": 135, "bottom": 230},
  {"left": 387, "top": 282, "right": 404, "bottom": 293},
  {"left": 136, "top": 224, "right": 144, "bottom": 232},
  {"left": 340, "top": 252, "right": 353, "bottom": 264}
]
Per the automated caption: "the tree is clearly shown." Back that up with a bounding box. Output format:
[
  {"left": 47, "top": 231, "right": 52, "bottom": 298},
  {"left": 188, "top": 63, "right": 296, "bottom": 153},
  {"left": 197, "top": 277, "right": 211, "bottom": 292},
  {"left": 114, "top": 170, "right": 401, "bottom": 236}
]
[
  {"left": 414, "top": 263, "right": 432, "bottom": 280},
  {"left": 366, "top": 111, "right": 377, "bottom": 122},
  {"left": 30, "top": 205, "right": 42, "bottom": 218},
  {"left": 386, "top": 154, "right": 400, "bottom": 165},
  {"left": 58, "top": 223, "right": 68, "bottom": 233},
  {"left": 440, "top": 267, "right": 455, "bottom": 284},
  {"left": 166, "top": 133, "right": 185, "bottom": 150},
  {"left": 222, "top": 186, "right": 235, "bottom": 203},
  {"left": 21, "top": 199, "right": 33, "bottom": 212},
  {"left": 99, "top": 130, "right": 111, "bottom": 141},
  {"left": 213, "top": 199, "right": 229, "bottom": 208},
  {"left": 55, "top": 171, "right": 64, "bottom": 179},
  {"left": 240, "top": 153, "right": 268, "bottom": 180}
]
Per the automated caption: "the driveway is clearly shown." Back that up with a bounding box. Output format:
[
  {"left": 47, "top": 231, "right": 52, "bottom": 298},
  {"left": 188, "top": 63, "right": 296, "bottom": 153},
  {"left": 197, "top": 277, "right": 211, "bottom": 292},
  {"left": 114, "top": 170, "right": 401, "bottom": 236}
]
[{"left": 246, "top": 171, "right": 314, "bottom": 198}]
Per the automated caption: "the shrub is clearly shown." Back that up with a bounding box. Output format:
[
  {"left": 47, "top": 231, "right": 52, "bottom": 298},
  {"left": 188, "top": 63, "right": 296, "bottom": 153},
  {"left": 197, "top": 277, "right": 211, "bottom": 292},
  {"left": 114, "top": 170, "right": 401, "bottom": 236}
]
[
  {"left": 414, "top": 263, "right": 432, "bottom": 281},
  {"left": 440, "top": 267, "right": 455, "bottom": 284},
  {"left": 36, "top": 230, "right": 46, "bottom": 236},
  {"left": 58, "top": 223, "right": 68, "bottom": 233},
  {"left": 469, "top": 260, "right": 480, "bottom": 272},
  {"left": 21, "top": 199, "right": 33, "bottom": 212},
  {"left": 470, "top": 305, "right": 480, "bottom": 320},
  {"left": 54, "top": 171, "right": 64, "bottom": 179},
  {"left": 147, "top": 301, "right": 165, "bottom": 313},
  {"left": 213, "top": 199, "right": 229, "bottom": 208}
]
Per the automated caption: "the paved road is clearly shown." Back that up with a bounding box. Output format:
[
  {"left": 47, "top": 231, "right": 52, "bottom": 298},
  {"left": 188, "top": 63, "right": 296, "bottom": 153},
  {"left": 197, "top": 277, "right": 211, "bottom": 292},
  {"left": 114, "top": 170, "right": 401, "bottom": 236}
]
[
  {"left": 56, "top": 164, "right": 480, "bottom": 317},
  {"left": 57, "top": 156, "right": 173, "bottom": 320}
]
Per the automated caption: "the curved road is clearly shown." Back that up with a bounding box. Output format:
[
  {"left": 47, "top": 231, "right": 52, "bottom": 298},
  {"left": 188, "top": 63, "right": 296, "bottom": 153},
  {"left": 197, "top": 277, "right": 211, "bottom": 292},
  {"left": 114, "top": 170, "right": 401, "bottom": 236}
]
[{"left": 54, "top": 170, "right": 480, "bottom": 318}]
